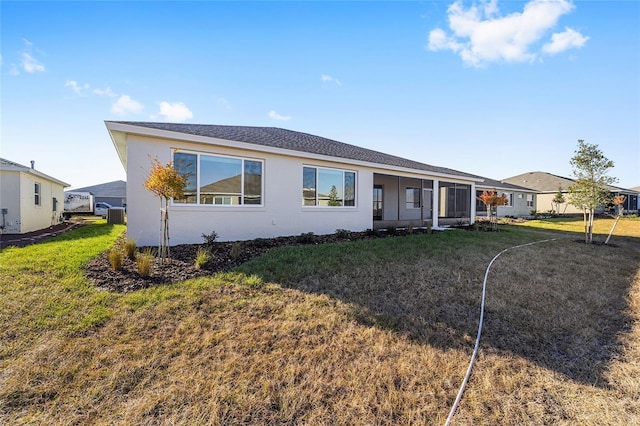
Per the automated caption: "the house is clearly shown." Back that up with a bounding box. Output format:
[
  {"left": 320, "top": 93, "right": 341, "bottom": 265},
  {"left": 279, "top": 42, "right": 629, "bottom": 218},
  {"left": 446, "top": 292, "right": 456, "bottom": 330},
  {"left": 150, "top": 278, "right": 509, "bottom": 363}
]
[
  {"left": 0, "top": 158, "right": 70, "bottom": 234},
  {"left": 632, "top": 187, "right": 640, "bottom": 210},
  {"left": 475, "top": 177, "right": 537, "bottom": 218},
  {"left": 106, "top": 121, "right": 484, "bottom": 245},
  {"left": 503, "top": 171, "right": 639, "bottom": 214},
  {"left": 68, "top": 180, "right": 127, "bottom": 209}
]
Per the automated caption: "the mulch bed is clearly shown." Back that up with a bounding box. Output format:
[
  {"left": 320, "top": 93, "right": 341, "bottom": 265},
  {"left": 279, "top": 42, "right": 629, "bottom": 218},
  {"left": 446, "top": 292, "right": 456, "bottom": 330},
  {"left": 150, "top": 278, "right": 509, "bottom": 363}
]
[{"left": 86, "top": 229, "right": 434, "bottom": 293}]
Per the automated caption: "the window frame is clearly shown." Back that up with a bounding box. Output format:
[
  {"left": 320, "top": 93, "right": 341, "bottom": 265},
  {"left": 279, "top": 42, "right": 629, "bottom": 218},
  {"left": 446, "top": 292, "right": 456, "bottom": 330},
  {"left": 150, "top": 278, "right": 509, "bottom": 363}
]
[
  {"left": 302, "top": 165, "right": 357, "bottom": 208},
  {"left": 34, "top": 182, "right": 41, "bottom": 206},
  {"left": 526, "top": 193, "right": 534, "bottom": 208},
  {"left": 502, "top": 192, "right": 514, "bottom": 207},
  {"left": 405, "top": 187, "right": 421, "bottom": 209},
  {"left": 172, "top": 150, "right": 264, "bottom": 207}
]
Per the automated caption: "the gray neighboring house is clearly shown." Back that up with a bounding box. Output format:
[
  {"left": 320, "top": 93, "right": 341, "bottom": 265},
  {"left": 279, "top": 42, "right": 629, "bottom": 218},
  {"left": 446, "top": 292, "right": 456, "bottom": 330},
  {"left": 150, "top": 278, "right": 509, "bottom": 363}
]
[
  {"left": 68, "top": 180, "right": 127, "bottom": 209},
  {"left": 475, "top": 177, "right": 537, "bottom": 218},
  {"left": 503, "top": 171, "right": 639, "bottom": 214},
  {"left": 632, "top": 186, "right": 640, "bottom": 210}
]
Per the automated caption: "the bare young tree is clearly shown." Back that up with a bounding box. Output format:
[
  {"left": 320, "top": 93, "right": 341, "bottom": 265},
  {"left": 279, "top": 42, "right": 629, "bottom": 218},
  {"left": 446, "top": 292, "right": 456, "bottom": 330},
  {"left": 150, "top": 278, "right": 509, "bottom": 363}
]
[{"left": 568, "top": 140, "right": 617, "bottom": 243}]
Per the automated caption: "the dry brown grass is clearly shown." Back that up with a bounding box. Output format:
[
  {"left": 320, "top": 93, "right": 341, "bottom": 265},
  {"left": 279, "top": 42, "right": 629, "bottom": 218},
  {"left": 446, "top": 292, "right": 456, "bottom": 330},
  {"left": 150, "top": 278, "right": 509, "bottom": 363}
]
[{"left": 1, "top": 220, "right": 639, "bottom": 424}]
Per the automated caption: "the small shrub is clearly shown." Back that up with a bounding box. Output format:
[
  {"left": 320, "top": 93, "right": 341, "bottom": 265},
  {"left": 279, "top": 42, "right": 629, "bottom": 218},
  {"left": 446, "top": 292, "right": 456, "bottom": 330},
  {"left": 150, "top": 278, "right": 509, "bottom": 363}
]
[
  {"left": 136, "top": 250, "right": 154, "bottom": 277},
  {"left": 406, "top": 223, "right": 414, "bottom": 234},
  {"left": 109, "top": 248, "right": 123, "bottom": 271},
  {"left": 386, "top": 226, "right": 397, "bottom": 235},
  {"left": 202, "top": 231, "right": 218, "bottom": 247},
  {"left": 335, "top": 229, "right": 350, "bottom": 239},
  {"left": 124, "top": 238, "right": 137, "bottom": 260},
  {"left": 365, "top": 228, "right": 379, "bottom": 237},
  {"left": 253, "top": 238, "right": 272, "bottom": 248},
  {"left": 194, "top": 247, "right": 211, "bottom": 270},
  {"left": 230, "top": 242, "right": 242, "bottom": 259},
  {"left": 425, "top": 223, "right": 432, "bottom": 234},
  {"left": 296, "top": 232, "right": 316, "bottom": 244}
]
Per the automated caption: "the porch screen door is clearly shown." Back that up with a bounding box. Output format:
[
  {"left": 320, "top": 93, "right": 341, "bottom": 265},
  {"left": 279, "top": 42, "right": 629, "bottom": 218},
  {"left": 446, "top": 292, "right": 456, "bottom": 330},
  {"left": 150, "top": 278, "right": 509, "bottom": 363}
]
[
  {"left": 422, "top": 188, "right": 433, "bottom": 220},
  {"left": 373, "top": 185, "right": 383, "bottom": 220}
]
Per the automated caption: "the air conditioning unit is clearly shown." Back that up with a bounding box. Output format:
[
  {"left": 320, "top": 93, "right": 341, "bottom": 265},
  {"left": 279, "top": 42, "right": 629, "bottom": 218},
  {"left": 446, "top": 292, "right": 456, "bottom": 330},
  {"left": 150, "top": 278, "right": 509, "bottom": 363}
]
[{"left": 107, "top": 207, "right": 126, "bottom": 224}]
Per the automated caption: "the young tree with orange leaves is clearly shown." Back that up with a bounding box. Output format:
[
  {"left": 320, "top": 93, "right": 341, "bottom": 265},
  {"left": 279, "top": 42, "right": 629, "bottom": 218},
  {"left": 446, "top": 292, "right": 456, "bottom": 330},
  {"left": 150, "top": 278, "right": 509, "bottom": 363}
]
[
  {"left": 477, "top": 190, "right": 509, "bottom": 231},
  {"left": 144, "top": 155, "right": 187, "bottom": 261}
]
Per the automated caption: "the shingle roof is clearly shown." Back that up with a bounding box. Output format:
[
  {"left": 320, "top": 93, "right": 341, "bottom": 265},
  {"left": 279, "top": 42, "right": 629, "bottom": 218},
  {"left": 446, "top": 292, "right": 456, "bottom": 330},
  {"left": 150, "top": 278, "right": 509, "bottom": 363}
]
[
  {"left": 476, "top": 176, "right": 536, "bottom": 192},
  {"left": 107, "top": 121, "right": 481, "bottom": 181},
  {"left": 70, "top": 180, "right": 126, "bottom": 197},
  {"left": 503, "top": 171, "right": 637, "bottom": 193},
  {"left": 0, "top": 157, "right": 70, "bottom": 187}
]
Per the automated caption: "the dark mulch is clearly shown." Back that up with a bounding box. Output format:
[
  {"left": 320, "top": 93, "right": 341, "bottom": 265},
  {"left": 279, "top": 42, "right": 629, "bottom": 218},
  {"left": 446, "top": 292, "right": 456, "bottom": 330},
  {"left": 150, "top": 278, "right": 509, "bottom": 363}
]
[
  {"left": 0, "top": 222, "right": 86, "bottom": 249},
  {"left": 86, "top": 229, "right": 434, "bottom": 293}
]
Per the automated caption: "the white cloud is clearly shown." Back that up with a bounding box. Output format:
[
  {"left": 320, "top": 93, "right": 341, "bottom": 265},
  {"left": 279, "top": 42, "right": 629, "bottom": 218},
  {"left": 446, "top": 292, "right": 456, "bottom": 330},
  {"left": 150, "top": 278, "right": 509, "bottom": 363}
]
[
  {"left": 93, "top": 86, "right": 116, "bottom": 97},
  {"left": 542, "top": 27, "right": 589, "bottom": 54},
  {"left": 64, "top": 80, "right": 90, "bottom": 95},
  {"left": 427, "top": 0, "right": 587, "bottom": 67},
  {"left": 321, "top": 74, "right": 342, "bottom": 86},
  {"left": 19, "top": 39, "right": 45, "bottom": 73},
  {"left": 268, "top": 110, "right": 292, "bottom": 121},
  {"left": 112, "top": 95, "right": 143, "bottom": 115},
  {"left": 158, "top": 101, "right": 193, "bottom": 122},
  {"left": 21, "top": 52, "right": 45, "bottom": 73}
]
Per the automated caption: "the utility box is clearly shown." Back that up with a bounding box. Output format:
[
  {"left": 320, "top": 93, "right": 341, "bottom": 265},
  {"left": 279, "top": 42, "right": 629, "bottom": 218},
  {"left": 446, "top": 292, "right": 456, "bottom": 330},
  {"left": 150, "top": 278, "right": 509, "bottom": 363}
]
[{"left": 107, "top": 207, "right": 125, "bottom": 224}]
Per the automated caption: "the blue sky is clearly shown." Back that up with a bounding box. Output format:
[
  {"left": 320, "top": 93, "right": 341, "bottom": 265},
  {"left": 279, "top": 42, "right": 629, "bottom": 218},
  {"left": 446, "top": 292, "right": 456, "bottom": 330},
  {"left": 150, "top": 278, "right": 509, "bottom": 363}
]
[{"left": 2, "top": 1, "right": 639, "bottom": 190}]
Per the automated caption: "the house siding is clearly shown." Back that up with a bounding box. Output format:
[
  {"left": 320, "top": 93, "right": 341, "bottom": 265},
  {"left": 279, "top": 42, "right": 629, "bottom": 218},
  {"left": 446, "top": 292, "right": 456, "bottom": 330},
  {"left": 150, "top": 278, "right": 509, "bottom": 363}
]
[
  {"left": 0, "top": 171, "right": 21, "bottom": 233},
  {"left": 126, "top": 134, "right": 374, "bottom": 245},
  {"left": 0, "top": 169, "right": 65, "bottom": 234}
]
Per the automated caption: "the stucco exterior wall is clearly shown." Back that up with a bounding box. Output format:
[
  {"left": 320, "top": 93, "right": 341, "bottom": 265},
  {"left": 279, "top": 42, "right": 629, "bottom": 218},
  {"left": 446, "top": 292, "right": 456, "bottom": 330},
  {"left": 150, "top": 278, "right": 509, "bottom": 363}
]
[
  {"left": 496, "top": 191, "right": 535, "bottom": 217},
  {"left": 19, "top": 172, "right": 65, "bottom": 233},
  {"left": 0, "top": 170, "right": 65, "bottom": 234},
  {"left": 536, "top": 193, "right": 580, "bottom": 214},
  {"left": 0, "top": 171, "right": 22, "bottom": 233},
  {"left": 126, "top": 135, "right": 375, "bottom": 245}
]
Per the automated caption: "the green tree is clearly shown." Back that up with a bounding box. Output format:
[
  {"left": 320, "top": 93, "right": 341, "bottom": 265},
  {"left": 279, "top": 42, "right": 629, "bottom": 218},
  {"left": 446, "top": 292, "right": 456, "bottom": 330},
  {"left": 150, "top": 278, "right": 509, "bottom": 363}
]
[
  {"left": 327, "top": 185, "right": 342, "bottom": 206},
  {"left": 552, "top": 186, "right": 566, "bottom": 214},
  {"left": 144, "top": 155, "right": 188, "bottom": 261},
  {"left": 568, "top": 140, "right": 617, "bottom": 243}
]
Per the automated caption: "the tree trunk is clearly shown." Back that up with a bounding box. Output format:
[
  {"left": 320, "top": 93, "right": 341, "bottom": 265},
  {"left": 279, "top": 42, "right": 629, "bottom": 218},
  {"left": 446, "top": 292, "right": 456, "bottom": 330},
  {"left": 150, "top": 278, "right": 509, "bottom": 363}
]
[
  {"left": 583, "top": 210, "right": 588, "bottom": 243},
  {"left": 587, "top": 209, "right": 595, "bottom": 244}
]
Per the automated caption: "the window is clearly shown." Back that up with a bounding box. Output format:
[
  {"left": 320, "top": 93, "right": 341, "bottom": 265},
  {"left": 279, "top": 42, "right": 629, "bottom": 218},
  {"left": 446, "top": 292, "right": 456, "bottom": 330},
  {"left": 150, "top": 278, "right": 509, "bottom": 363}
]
[
  {"left": 34, "top": 183, "right": 41, "bottom": 206},
  {"left": 173, "top": 151, "right": 263, "bottom": 206},
  {"left": 502, "top": 192, "right": 513, "bottom": 207},
  {"left": 526, "top": 194, "right": 534, "bottom": 208},
  {"left": 406, "top": 187, "right": 421, "bottom": 209},
  {"left": 303, "top": 166, "right": 356, "bottom": 207}
]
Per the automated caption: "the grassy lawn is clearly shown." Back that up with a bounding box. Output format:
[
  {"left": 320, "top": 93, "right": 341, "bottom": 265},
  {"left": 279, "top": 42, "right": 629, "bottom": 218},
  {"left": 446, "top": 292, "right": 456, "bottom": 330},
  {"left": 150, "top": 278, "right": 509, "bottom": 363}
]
[{"left": 1, "top": 218, "right": 639, "bottom": 424}]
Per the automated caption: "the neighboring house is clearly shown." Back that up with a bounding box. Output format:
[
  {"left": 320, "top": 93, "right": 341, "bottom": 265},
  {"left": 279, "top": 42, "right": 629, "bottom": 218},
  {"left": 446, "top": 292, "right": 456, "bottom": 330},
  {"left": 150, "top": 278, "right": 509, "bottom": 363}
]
[
  {"left": 475, "top": 177, "right": 537, "bottom": 218},
  {"left": 503, "top": 171, "right": 639, "bottom": 214},
  {"left": 632, "top": 187, "right": 640, "bottom": 210},
  {"left": 106, "top": 121, "right": 484, "bottom": 245},
  {"left": 0, "top": 158, "right": 70, "bottom": 234},
  {"left": 68, "top": 180, "right": 127, "bottom": 209}
]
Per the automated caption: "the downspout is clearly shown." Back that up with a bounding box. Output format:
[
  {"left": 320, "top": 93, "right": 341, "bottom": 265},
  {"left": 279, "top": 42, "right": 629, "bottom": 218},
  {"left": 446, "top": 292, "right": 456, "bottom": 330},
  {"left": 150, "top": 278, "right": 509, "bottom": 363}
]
[{"left": 432, "top": 179, "right": 439, "bottom": 228}]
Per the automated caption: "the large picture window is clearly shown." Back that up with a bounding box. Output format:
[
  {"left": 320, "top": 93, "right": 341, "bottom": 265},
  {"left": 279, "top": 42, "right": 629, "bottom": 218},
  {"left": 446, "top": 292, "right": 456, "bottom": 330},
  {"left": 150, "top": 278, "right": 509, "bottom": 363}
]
[
  {"left": 303, "top": 166, "right": 356, "bottom": 207},
  {"left": 173, "top": 151, "right": 263, "bottom": 206}
]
